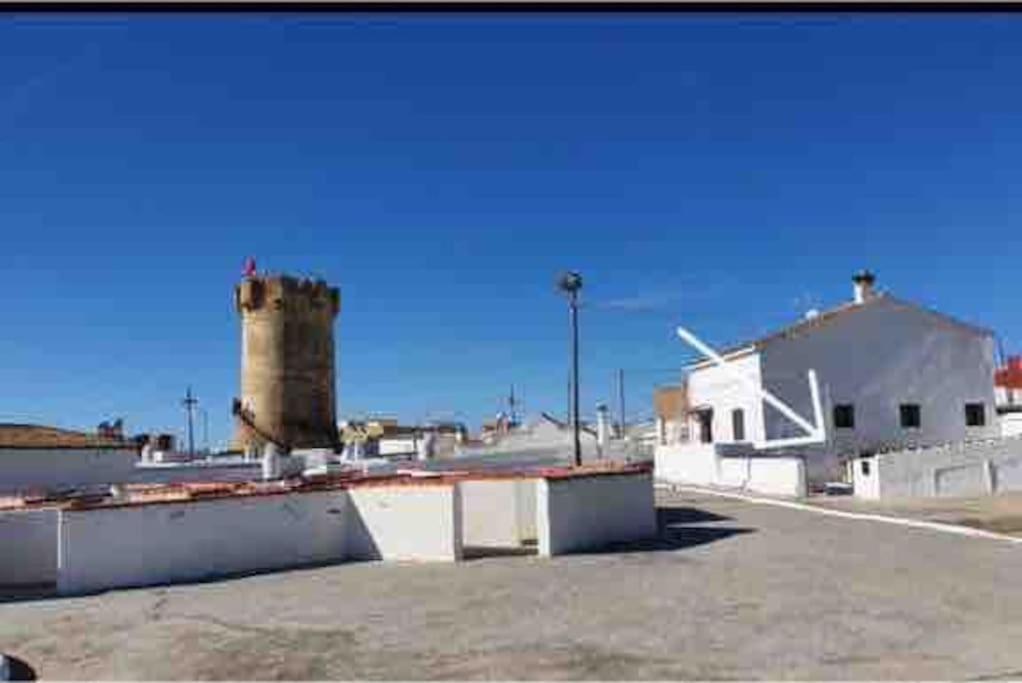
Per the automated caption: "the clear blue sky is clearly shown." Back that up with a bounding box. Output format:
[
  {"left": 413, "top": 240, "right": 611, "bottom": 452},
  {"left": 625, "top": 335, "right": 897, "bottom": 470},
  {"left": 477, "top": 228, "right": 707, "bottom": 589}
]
[{"left": 2, "top": 14, "right": 1020, "bottom": 447}]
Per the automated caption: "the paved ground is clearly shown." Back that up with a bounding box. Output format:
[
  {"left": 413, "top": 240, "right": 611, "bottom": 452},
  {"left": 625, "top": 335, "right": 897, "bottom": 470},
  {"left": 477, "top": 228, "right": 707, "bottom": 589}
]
[
  {"left": 809, "top": 491, "right": 1022, "bottom": 535},
  {"left": 4, "top": 489, "right": 1022, "bottom": 680}
]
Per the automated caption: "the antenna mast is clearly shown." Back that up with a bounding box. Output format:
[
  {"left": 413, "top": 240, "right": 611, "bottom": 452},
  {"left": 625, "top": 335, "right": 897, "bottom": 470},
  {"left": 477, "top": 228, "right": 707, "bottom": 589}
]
[{"left": 182, "top": 386, "right": 198, "bottom": 457}]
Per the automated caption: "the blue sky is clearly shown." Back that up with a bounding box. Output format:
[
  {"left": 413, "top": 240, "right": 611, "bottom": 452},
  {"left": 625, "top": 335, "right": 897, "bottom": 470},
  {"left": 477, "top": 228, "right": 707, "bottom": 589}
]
[{"left": 2, "top": 15, "right": 1020, "bottom": 447}]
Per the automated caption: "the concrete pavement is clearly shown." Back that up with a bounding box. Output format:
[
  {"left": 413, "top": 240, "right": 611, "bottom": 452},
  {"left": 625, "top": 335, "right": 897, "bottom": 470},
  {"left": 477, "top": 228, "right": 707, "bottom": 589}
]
[{"left": 3, "top": 489, "right": 1022, "bottom": 679}]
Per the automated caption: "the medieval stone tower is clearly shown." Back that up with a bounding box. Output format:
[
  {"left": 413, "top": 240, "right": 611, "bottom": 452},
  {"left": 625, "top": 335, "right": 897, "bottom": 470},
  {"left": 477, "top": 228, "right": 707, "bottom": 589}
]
[{"left": 232, "top": 273, "right": 341, "bottom": 452}]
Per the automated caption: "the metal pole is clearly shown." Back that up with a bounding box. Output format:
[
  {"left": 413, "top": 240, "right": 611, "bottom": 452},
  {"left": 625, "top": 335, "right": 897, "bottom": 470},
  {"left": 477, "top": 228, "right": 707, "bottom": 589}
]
[
  {"left": 571, "top": 292, "right": 581, "bottom": 466},
  {"left": 618, "top": 368, "right": 626, "bottom": 439},
  {"left": 567, "top": 373, "right": 572, "bottom": 426},
  {"left": 182, "top": 386, "right": 197, "bottom": 457}
]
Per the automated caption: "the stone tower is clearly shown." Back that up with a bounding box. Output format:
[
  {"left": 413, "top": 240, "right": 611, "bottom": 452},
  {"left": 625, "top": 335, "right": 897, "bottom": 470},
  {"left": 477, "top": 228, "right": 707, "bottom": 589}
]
[{"left": 232, "top": 274, "right": 341, "bottom": 452}]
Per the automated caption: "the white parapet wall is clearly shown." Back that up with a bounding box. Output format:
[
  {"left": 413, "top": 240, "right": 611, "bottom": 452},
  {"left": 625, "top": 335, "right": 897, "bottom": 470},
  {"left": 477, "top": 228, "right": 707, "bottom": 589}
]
[
  {"left": 347, "top": 484, "right": 462, "bottom": 562},
  {"left": 56, "top": 490, "right": 349, "bottom": 595},
  {"left": 55, "top": 482, "right": 466, "bottom": 594},
  {"left": 655, "top": 444, "right": 806, "bottom": 497},
  {"left": 0, "top": 508, "right": 59, "bottom": 586},
  {"left": 0, "top": 466, "right": 659, "bottom": 596},
  {"left": 536, "top": 471, "right": 656, "bottom": 556}
]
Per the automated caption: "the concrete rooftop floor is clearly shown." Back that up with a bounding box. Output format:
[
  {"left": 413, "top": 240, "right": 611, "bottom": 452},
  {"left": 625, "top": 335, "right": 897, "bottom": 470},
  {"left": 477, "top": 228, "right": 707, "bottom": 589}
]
[{"left": 3, "top": 489, "right": 1022, "bottom": 680}]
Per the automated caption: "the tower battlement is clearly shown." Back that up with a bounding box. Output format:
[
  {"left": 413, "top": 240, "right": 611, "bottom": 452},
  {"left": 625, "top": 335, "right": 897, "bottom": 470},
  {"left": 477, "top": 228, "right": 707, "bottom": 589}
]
[{"left": 235, "top": 275, "right": 340, "bottom": 316}]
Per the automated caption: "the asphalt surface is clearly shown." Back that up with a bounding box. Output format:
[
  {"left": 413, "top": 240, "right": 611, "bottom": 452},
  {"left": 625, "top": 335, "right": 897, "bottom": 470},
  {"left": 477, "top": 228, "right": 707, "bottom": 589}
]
[{"left": 4, "top": 489, "right": 1022, "bottom": 680}]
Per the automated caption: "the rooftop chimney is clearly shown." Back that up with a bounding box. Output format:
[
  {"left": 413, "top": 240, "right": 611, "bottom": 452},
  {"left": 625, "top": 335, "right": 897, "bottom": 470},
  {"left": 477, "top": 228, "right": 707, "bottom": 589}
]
[{"left": 852, "top": 270, "right": 876, "bottom": 304}]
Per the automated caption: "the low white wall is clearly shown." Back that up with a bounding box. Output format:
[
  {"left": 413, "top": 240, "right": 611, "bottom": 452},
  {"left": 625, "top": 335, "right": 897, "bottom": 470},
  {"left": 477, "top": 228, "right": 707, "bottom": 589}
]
[
  {"left": 863, "top": 436, "right": 1022, "bottom": 499},
  {"left": 0, "top": 448, "right": 137, "bottom": 494},
  {"left": 746, "top": 458, "right": 807, "bottom": 497},
  {"left": 347, "top": 485, "right": 462, "bottom": 562},
  {"left": 1002, "top": 413, "right": 1022, "bottom": 438},
  {"left": 655, "top": 444, "right": 719, "bottom": 487},
  {"left": 57, "top": 491, "right": 348, "bottom": 595},
  {"left": 536, "top": 472, "right": 656, "bottom": 556},
  {"left": 934, "top": 462, "right": 988, "bottom": 497},
  {"left": 460, "top": 479, "right": 537, "bottom": 547},
  {"left": 655, "top": 444, "right": 806, "bottom": 497},
  {"left": 993, "top": 456, "right": 1022, "bottom": 491},
  {"left": 851, "top": 457, "right": 880, "bottom": 499},
  {"left": 0, "top": 508, "right": 58, "bottom": 586}
]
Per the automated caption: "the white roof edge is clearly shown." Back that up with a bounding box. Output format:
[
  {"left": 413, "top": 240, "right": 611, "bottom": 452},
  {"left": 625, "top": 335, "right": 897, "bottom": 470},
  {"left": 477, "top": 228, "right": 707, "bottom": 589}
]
[{"left": 684, "top": 345, "right": 758, "bottom": 372}]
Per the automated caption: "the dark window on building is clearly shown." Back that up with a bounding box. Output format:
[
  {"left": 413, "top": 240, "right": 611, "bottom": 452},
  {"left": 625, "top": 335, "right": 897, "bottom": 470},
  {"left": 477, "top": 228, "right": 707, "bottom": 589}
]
[
  {"left": 833, "top": 404, "right": 855, "bottom": 429},
  {"left": 732, "top": 408, "right": 745, "bottom": 442},
  {"left": 965, "top": 403, "right": 986, "bottom": 427},
  {"left": 900, "top": 404, "right": 921, "bottom": 429},
  {"left": 860, "top": 459, "right": 871, "bottom": 476},
  {"left": 698, "top": 410, "right": 713, "bottom": 444}
]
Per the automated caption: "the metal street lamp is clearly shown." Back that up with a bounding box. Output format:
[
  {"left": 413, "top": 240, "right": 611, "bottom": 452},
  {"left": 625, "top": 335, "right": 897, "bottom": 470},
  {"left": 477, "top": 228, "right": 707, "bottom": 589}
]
[{"left": 557, "top": 271, "right": 583, "bottom": 467}]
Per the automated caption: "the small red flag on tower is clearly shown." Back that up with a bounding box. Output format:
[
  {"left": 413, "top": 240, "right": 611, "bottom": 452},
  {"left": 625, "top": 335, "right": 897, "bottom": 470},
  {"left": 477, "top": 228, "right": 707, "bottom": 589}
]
[{"left": 243, "top": 257, "right": 257, "bottom": 278}]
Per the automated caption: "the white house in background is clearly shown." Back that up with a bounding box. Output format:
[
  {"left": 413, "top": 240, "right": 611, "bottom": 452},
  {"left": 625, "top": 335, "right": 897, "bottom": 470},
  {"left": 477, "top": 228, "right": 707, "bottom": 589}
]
[
  {"left": 996, "top": 356, "right": 1022, "bottom": 438},
  {"left": 677, "top": 271, "right": 999, "bottom": 487}
]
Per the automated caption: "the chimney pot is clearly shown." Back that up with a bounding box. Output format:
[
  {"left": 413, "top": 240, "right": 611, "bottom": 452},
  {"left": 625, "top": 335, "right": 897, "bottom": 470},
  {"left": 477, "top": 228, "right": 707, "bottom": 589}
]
[{"left": 852, "top": 270, "right": 876, "bottom": 304}]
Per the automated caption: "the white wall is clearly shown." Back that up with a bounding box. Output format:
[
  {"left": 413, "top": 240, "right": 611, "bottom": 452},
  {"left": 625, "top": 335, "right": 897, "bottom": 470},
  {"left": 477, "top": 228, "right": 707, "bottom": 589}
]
[
  {"left": 1001, "top": 413, "right": 1022, "bottom": 438},
  {"left": 514, "top": 479, "right": 538, "bottom": 542},
  {"left": 378, "top": 438, "right": 417, "bottom": 456},
  {"left": 460, "top": 479, "right": 538, "bottom": 547},
  {"left": 0, "top": 448, "right": 137, "bottom": 494},
  {"left": 347, "top": 485, "right": 462, "bottom": 562},
  {"left": 127, "top": 462, "right": 261, "bottom": 485},
  {"left": 745, "top": 458, "right": 806, "bottom": 497},
  {"left": 686, "top": 352, "right": 765, "bottom": 446},
  {"left": 536, "top": 472, "right": 655, "bottom": 556},
  {"left": 856, "top": 436, "right": 1022, "bottom": 499},
  {"left": 655, "top": 443, "right": 806, "bottom": 497},
  {"left": 57, "top": 490, "right": 348, "bottom": 595},
  {"left": 851, "top": 456, "right": 880, "bottom": 499},
  {"left": 0, "top": 508, "right": 58, "bottom": 586},
  {"left": 33, "top": 482, "right": 463, "bottom": 595}
]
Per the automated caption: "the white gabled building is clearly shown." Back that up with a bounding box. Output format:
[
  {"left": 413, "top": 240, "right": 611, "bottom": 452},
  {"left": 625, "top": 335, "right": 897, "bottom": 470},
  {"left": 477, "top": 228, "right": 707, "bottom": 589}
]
[{"left": 678, "top": 271, "right": 999, "bottom": 487}]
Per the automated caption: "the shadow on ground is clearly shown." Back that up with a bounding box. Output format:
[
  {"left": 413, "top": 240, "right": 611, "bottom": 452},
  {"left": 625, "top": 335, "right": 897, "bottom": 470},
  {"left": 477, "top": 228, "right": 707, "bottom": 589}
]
[
  {"left": 462, "top": 545, "right": 538, "bottom": 560},
  {"left": 0, "top": 653, "right": 37, "bottom": 681},
  {"left": 573, "top": 505, "right": 755, "bottom": 555}
]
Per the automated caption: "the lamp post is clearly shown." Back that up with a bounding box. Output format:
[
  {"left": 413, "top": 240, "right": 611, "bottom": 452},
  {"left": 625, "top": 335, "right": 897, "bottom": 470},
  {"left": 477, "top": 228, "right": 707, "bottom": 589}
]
[{"left": 557, "top": 271, "right": 583, "bottom": 467}]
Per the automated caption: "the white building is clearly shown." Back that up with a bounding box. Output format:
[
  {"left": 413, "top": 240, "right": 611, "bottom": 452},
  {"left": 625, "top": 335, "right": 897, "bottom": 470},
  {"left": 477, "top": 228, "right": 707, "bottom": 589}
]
[
  {"left": 676, "top": 272, "right": 999, "bottom": 487},
  {"left": 995, "top": 356, "right": 1022, "bottom": 438}
]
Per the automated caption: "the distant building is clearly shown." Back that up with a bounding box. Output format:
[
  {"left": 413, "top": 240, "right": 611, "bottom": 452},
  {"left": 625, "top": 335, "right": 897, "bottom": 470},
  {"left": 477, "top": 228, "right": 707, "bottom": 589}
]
[
  {"left": 653, "top": 385, "right": 688, "bottom": 446},
  {"left": 0, "top": 423, "right": 137, "bottom": 494},
  {"left": 339, "top": 418, "right": 467, "bottom": 459},
  {"left": 667, "top": 271, "right": 999, "bottom": 486},
  {"left": 996, "top": 355, "right": 1022, "bottom": 437}
]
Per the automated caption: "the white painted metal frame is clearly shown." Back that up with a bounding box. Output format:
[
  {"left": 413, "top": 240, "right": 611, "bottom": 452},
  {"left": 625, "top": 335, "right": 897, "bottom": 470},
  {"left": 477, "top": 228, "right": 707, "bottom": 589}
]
[{"left": 676, "top": 326, "right": 826, "bottom": 450}]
